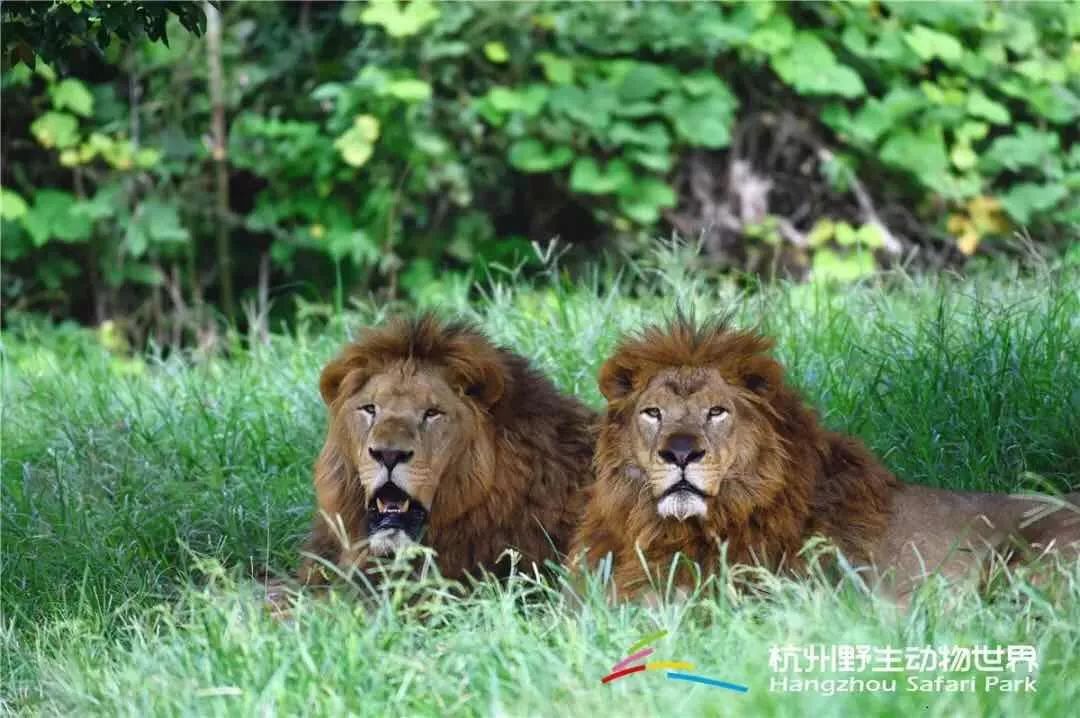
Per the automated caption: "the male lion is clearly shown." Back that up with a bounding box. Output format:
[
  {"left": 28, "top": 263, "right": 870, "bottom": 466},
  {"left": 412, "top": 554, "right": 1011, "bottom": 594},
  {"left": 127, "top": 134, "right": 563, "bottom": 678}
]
[
  {"left": 571, "top": 317, "right": 1079, "bottom": 600},
  {"left": 299, "top": 315, "right": 595, "bottom": 585}
]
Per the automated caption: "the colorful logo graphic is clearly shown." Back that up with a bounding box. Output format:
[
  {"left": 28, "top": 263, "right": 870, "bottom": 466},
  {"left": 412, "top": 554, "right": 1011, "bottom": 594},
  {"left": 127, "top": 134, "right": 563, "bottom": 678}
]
[{"left": 601, "top": 631, "right": 749, "bottom": 693}]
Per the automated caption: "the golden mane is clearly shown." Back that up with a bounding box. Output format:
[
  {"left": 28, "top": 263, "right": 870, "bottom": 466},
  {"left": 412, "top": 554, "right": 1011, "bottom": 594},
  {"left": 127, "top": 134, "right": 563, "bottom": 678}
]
[{"left": 301, "top": 314, "right": 596, "bottom": 584}]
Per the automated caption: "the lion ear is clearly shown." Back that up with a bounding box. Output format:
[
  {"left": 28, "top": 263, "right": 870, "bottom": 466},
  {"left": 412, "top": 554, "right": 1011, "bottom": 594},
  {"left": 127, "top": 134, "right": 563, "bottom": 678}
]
[
  {"left": 451, "top": 349, "right": 507, "bottom": 409},
  {"left": 319, "top": 355, "right": 366, "bottom": 406},
  {"left": 598, "top": 357, "right": 636, "bottom": 401},
  {"left": 739, "top": 355, "right": 783, "bottom": 397}
]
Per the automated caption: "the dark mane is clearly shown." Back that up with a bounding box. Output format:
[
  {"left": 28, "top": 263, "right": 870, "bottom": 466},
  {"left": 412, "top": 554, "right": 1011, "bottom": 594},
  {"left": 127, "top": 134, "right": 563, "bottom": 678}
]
[{"left": 574, "top": 315, "right": 898, "bottom": 596}]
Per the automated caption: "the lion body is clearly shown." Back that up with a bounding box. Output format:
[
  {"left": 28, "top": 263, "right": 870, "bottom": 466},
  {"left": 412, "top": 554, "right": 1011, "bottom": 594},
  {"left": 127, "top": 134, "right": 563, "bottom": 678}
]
[
  {"left": 301, "top": 316, "right": 595, "bottom": 583},
  {"left": 571, "top": 318, "right": 1080, "bottom": 599}
]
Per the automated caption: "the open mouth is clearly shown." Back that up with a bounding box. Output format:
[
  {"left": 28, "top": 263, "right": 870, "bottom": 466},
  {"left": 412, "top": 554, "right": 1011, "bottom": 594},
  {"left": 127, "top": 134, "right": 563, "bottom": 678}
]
[
  {"left": 367, "top": 482, "right": 428, "bottom": 542},
  {"left": 660, "top": 478, "right": 707, "bottom": 499}
]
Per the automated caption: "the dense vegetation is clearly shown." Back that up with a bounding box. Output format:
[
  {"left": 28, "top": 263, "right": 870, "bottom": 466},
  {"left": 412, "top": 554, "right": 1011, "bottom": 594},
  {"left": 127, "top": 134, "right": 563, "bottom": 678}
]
[
  {"left": 3, "top": 257, "right": 1079, "bottom": 714},
  {"left": 3, "top": 1, "right": 1078, "bottom": 343}
]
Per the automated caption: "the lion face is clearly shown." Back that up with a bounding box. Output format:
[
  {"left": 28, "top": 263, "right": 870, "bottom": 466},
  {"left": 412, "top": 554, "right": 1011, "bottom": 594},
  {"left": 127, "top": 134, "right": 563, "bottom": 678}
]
[
  {"left": 335, "top": 363, "right": 477, "bottom": 554},
  {"left": 626, "top": 367, "right": 753, "bottom": 521}
]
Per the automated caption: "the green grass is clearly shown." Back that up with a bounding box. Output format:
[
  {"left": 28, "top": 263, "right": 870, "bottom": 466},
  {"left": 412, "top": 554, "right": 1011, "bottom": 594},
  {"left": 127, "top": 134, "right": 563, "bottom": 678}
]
[{"left": 3, "top": 258, "right": 1079, "bottom": 716}]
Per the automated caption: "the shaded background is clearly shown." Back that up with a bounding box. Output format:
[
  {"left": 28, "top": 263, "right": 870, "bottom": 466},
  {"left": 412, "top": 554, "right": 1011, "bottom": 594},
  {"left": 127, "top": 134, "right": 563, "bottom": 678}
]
[{"left": 2, "top": 0, "right": 1077, "bottom": 345}]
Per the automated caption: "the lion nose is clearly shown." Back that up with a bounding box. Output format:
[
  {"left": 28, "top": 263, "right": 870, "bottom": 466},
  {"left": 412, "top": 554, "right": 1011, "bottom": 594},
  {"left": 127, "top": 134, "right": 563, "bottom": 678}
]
[
  {"left": 658, "top": 434, "right": 705, "bottom": 468},
  {"left": 369, "top": 447, "right": 413, "bottom": 471}
]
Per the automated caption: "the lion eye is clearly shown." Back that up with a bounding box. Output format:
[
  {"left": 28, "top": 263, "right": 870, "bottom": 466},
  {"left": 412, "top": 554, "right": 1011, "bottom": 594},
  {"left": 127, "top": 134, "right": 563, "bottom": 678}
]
[
  {"left": 707, "top": 406, "right": 729, "bottom": 420},
  {"left": 641, "top": 407, "right": 662, "bottom": 420},
  {"left": 359, "top": 404, "right": 376, "bottom": 416},
  {"left": 423, "top": 408, "right": 443, "bottom": 420}
]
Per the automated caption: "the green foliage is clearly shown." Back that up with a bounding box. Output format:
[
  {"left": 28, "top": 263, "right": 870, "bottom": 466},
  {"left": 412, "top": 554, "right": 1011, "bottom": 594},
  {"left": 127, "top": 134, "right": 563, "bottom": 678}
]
[
  {"left": 820, "top": 1, "right": 1079, "bottom": 249},
  {"left": 1, "top": 0, "right": 206, "bottom": 68},
  {"left": 2, "top": 1, "right": 1077, "bottom": 333}
]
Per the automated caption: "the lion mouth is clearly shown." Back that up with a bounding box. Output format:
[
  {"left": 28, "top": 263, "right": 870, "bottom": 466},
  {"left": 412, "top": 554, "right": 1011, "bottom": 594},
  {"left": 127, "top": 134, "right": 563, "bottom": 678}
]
[
  {"left": 367, "top": 483, "right": 428, "bottom": 543},
  {"left": 660, "top": 478, "right": 707, "bottom": 499},
  {"left": 657, "top": 479, "right": 709, "bottom": 521}
]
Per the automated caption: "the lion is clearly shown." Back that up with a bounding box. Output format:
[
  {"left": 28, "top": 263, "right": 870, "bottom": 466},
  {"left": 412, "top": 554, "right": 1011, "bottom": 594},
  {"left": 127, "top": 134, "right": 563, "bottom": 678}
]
[
  {"left": 298, "top": 314, "right": 595, "bottom": 586},
  {"left": 570, "top": 316, "right": 1080, "bottom": 601}
]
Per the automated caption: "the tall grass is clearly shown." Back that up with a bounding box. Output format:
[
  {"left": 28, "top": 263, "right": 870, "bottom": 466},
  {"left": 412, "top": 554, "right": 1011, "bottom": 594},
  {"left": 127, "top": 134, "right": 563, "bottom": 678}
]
[{"left": 2, "top": 257, "right": 1078, "bottom": 715}]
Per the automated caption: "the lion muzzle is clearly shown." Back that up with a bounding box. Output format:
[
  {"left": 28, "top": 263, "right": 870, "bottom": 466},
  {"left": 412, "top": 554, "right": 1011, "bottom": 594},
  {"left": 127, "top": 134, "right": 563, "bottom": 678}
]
[{"left": 657, "top": 478, "right": 709, "bottom": 521}]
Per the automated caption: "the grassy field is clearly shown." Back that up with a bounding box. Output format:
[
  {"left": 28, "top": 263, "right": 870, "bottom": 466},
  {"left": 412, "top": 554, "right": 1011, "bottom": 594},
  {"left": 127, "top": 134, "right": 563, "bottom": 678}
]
[{"left": 3, "top": 257, "right": 1079, "bottom": 716}]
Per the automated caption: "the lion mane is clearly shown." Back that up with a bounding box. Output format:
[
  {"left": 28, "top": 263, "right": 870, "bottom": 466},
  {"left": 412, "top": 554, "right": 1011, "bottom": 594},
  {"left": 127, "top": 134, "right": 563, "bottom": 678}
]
[
  {"left": 300, "top": 315, "right": 595, "bottom": 583},
  {"left": 570, "top": 316, "right": 899, "bottom": 595}
]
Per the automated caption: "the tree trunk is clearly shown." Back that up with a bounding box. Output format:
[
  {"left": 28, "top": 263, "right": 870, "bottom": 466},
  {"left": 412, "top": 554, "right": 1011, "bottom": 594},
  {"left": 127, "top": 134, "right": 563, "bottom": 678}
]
[{"left": 205, "top": 1, "right": 235, "bottom": 324}]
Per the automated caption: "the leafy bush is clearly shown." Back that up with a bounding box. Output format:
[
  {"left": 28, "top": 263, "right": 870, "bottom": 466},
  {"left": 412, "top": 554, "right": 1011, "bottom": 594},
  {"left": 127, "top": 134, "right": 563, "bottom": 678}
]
[{"left": 2, "top": 1, "right": 1077, "bottom": 337}]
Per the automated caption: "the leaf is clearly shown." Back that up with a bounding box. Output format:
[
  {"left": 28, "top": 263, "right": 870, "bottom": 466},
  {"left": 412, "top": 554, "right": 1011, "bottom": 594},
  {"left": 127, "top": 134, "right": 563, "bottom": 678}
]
[
  {"left": 569, "top": 158, "right": 632, "bottom": 195},
  {"left": 811, "top": 248, "right": 876, "bottom": 283},
  {"left": 385, "top": 78, "right": 432, "bottom": 102},
  {"left": 124, "top": 263, "right": 166, "bottom": 286},
  {"left": 360, "top": 0, "right": 439, "bottom": 38},
  {"left": 999, "top": 183, "right": 1068, "bottom": 225},
  {"left": 1023, "top": 85, "right": 1080, "bottom": 125},
  {"left": 773, "top": 32, "right": 834, "bottom": 76},
  {"left": 747, "top": 13, "right": 794, "bottom": 55},
  {"left": 834, "top": 222, "right": 858, "bottom": 246},
  {"left": 627, "top": 149, "right": 673, "bottom": 173},
  {"left": 35, "top": 191, "right": 80, "bottom": 238},
  {"left": 955, "top": 121, "right": 988, "bottom": 144},
  {"left": 135, "top": 148, "right": 162, "bottom": 168},
  {"left": 412, "top": 131, "right": 449, "bottom": 157},
  {"left": 948, "top": 195, "right": 1010, "bottom": 255},
  {"left": 125, "top": 199, "right": 188, "bottom": 257},
  {"left": 508, "top": 139, "right": 574, "bottom": 173},
  {"left": 617, "top": 63, "right": 676, "bottom": 102},
  {"left": 555, "top": 83, "right": 618, "bottom": 131},
  {"left": 140, "top": 199, "right": 190, "bottom": 244},
  {"left": 847, "top": 87, "right": 923, "bottom": 144},
  {"left": 966, "top": 90, "right": 1010, "bottom": 125},
  {"left": 311, "top": 82, "right": 346, "bottom": 102},
  {"left": 328, "top": 228, "right": 378, "bottom": 265},
  {"left": 334, "top": 115, "right": 380, "bottom": 167},
  {"left": 49, "top": 78, "right": 95, "bottom": 117},
  {"left": 772, "top": 34, "right": 865, "bottom": 98},
  {"left": 807, "top": 219, "right": 834, "bottom": 247},
  {"left": 483, "top": 85, "right": 547, "bottom": 116},
  {"left": 483, "top": 41, "right": 509, "bottom": 64},
  {"left": 23, "top": 189, "right": 90, "bottom": 246},
  {"left": 613, "top": 101, "right": 659, "bottom": 118},
  {"left": 608, "top": 121, "right": 670, "bottom": 150},
  {"left": 681, "top": 73, "right": 730, "bottom": 98},
  {"left": 950, "top": 143, "right": 977, "bottom": 171},
  {"left": 0, "top": 187, "right": 28, "bottom": 220},
  {"left": 856, "top": 223, "right": 885, "bottom": 249},
  {"left": 30, "top": 111, "right": 80, "bottom": 149},
  {"left": 904, "top": 25, "right": 963, "bottom": 63},
  {"left": 880, "top": 125, "right": 949, "bottom": 183},
  {"left": 981, "top": 126, "right": 1059, "bottom": 173},
  {"left": 73, "top": 185, "right": 119, "bottom": 222},
  {"left": 101, "top": 139, "right": 135, "bottom": 170},
  {"left": 536, "top": 53, "right": 574, "bottom": 85},
  {"left": 947, "top": 214, "right": 980, "bottom": 256},
  {"left": 21, "top": 208, "right": 51, "bottom": 247},
  {"left": 968, "top": 197, "right": 1010, "bottom": 237},
  {"left": 617, "top": 177, "right": 677, "bottom": 225},
  {"left": 816, "top": 64, "right": 867, "bottom": 99},
  {"left": 665, "top": 94, "right": 736, "bottom": 148}
]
